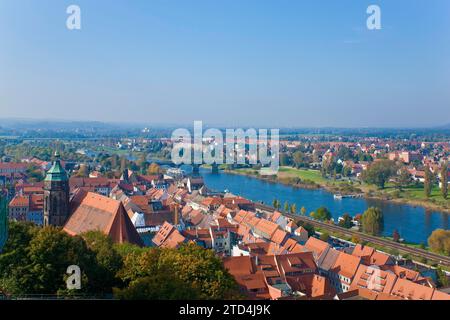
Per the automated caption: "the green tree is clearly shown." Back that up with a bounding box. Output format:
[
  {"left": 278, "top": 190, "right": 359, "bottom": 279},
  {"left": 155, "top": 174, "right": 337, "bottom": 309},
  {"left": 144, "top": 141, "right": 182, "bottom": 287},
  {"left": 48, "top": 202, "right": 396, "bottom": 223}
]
[
  {"left": 361, "top": 160, "right": 397, "bottom": 189},
  {"left": 0, "top": 224, "right": 96, "bottom": 296},
  {"left": 25, "top": 164, "right": 44, "bottom": 182},
  {"left": 396, "top": 166, "right": 412, "bottom": 190},
  {"left": 279, "top": 153, "right": 292, "bottom": 167},
  {"left": 321, "top": 154, "right": 336, "bottom": 176},
  {"left": 82, "top": 231, "right": 123, "bottom": 294},
  {"left": 361, "top": 207, "right": 384, "bottom": 236},
  {"left": 436, "top": 267, "right": 449, "bottom": 288},
  {"left": 296, "top": 221, "right": 315, "bottom": 237},
  {"left": 338, "top": 213, "right": 353, "bottom": 229},
  {"left": 292, "top": 151, "right": 309, "bottom": 168},
  {"left": 337, "top": 146, "right": 353, "bottom": 161},
  {"left": 441, "top": 162, "right": 448, "bottom": 199},
  {"left": 272, "top": 199, "right": 279, "bottom": 210},
  {"left": 0, "top": 194, "right": 8, "bottom": 253},
  {"left": 117, "top": 243, "right": 238, "bottom": 300},
  {"left": 424, "top": 166, "right": 434, "bottom": 198},
  {"left": 114, "top": 274, "right": 201, "bottom": 300},
  {"left": 284, "top": 201, "right": 289, "bottom": 212},
  {"left": 342, "top": 166, "right": 352, "bottom": 177}
]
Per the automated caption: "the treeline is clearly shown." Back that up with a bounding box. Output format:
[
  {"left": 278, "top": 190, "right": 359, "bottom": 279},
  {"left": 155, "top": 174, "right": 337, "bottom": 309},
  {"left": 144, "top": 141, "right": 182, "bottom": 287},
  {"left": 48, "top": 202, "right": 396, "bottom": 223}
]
[
  {"left": 362, "top": 159, "right": 448, "bottom": 199},
  {"left": 0, "top": 222, "right": 240, "bottom": 299}
]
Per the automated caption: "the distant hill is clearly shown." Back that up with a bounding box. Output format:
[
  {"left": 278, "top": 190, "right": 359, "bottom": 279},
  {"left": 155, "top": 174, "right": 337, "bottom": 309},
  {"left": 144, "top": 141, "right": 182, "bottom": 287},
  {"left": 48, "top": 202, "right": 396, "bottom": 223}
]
[
  {"left": 0, "top": 119, "right": 118, "bottom": 130},
  {"left": 436, "top": 123, "right": 450, "bottom": 129}
]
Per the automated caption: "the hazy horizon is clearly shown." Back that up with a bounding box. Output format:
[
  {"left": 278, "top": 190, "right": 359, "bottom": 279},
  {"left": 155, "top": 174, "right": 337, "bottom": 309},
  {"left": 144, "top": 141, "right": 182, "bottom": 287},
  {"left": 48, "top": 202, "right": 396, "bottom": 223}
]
[
  {"left": 1, "top": 0, "right": 450, "bottom": 127},
  {"left": 1, "top": 116, "right": 449, "bottom": 130}
]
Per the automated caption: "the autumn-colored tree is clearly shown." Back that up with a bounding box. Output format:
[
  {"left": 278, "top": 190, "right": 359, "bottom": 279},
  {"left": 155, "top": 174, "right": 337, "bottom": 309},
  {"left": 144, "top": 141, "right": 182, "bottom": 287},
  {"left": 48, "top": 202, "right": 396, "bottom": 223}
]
[
  {"left": 392, "top": 229, "right": 401, "bottom": 242},
  {"left": 312, "top": 207, "right": 332, "bottom": 221},
  {"left": 74, "top": 164, "right": 89, "bottom": 178},
  {"left": 320, "top": 232, "right": 330, "bottom": 242},
  {"left": 428, "top": 229, "right": 450, "bottom": 256},
  {"left": 136, "top": 154, "right": 148, "bottom": 174},
  {"left": 147, "top": 163, "right": 162, "bottom": 175},
  {"left": 290, "top": 203, "right": 297, "bottom": 214},
  {"left": 300, "top": 206, "right": 306, "bottom": 216},
  {"left": 351, "top": 235, "right": 361, "bottom": 244}
]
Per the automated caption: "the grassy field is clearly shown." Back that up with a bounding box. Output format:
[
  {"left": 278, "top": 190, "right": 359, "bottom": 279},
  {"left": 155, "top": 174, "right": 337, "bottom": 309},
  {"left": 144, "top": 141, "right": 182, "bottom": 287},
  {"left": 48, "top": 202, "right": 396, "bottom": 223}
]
[
  {"left": 402, "top": 185, "right": 448, "bottom": 202},
  {"left": 95, "top": 146, "right": 136, "bottom": 156},
  {"left": 232, "top": 166, "right": 326, "bottom": 183},
  {"left": 396, "top": 186, "right": 448, "bottom": 209},
  {"left": 277, "top": 167, "right": 327, "bottom": 183}
]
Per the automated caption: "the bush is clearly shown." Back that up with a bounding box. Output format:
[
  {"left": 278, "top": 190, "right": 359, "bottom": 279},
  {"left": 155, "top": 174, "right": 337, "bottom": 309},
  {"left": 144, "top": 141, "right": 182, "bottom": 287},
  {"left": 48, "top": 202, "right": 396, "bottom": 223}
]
[{"left": 320, "top": 232, "right": 330, "bottom": 242}]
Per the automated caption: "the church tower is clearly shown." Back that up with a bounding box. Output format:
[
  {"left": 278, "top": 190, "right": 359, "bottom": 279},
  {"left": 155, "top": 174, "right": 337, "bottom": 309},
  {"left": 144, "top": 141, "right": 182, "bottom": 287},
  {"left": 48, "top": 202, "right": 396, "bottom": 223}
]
[{"left": 43, "top": 151, "right": 70, "bottom": 226}]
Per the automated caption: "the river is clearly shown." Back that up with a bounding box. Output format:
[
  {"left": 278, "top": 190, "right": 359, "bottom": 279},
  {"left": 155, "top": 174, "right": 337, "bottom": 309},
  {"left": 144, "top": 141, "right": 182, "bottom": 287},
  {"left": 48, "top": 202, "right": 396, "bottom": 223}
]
[{"left": 195, "top": 168, "right": 448, "bottom": 244}]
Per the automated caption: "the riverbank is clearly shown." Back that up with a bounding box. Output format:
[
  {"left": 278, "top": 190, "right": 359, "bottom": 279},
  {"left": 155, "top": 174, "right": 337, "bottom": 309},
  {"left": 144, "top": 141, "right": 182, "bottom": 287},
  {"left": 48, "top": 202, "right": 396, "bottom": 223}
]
[{"left": 221, "top": 166, "right": 450, "bottom": 214}]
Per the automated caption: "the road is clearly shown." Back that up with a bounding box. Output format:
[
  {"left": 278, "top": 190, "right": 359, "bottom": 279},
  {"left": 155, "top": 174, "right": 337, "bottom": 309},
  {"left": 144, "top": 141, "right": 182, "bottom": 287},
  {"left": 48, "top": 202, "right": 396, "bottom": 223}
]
[{"left": 254, "top": 203, "right": 450, "bottom": 267}]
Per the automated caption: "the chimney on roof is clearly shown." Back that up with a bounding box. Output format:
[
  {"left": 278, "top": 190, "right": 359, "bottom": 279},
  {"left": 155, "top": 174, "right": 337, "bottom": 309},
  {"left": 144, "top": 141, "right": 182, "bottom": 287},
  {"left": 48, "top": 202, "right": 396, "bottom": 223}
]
[{"left": 255, "top": 255, "right": 259, "bottom": 266}]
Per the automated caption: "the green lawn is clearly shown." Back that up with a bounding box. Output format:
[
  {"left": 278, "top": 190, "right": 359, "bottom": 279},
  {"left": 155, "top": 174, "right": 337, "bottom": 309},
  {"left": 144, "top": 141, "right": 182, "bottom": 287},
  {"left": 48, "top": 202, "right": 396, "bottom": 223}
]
[
  {"left": 277, "top": 167, "right": 327, "bottom": 183},
  {"left": 375, "top": 182, "right": 450, "bottom": 207},
  {"left": 95, "top": 146, "right": 135, "bottom": 156},
  {"left": 233, "top": 166, "right": 327, "bottom": 183},
  {"left": 233, "top": 167, "right": 260, "bottom": 175}
]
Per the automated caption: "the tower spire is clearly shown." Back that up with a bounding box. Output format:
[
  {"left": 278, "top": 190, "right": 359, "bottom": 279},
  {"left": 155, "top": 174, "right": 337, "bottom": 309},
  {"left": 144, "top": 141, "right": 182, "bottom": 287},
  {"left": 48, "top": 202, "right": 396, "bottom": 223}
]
[{"left": 43, "top": 149, "right": 70, "bottom": 226}]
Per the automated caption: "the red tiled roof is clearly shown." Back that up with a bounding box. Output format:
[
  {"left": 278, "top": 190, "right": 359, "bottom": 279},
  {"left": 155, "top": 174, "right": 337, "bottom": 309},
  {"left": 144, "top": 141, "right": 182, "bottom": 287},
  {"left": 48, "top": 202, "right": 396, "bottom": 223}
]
[
  {"left": 64, "top": 192, "right": 143, "bottom": 246},
  {"left": 331, "top": 251, "right": 361, "bottom": 280},
  {"left": 152, "top": 221, "right": 185, "bottom": 249},
  {"left": 304, "top": 237, "right": 330, "bottom": 260},
  {"left": 9, "top": 195, "right": 29, "bottom": 207}
]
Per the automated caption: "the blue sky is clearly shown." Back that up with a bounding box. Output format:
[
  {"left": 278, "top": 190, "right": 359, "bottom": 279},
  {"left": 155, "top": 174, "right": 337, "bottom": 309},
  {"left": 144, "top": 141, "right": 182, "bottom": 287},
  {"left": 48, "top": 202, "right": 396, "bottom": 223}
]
[{"left": 1, "top": 0, "right": 449, "bottom": 127}]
